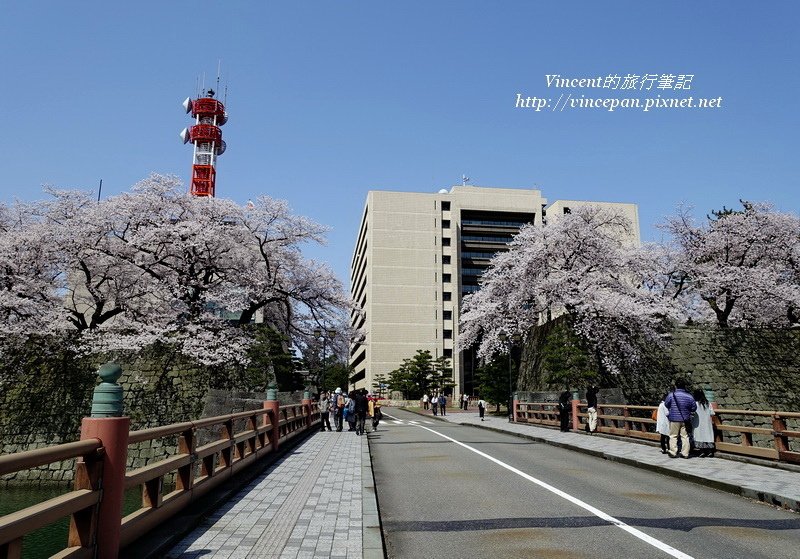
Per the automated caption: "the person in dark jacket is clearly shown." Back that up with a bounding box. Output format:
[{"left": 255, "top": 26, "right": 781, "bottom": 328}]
[
  {"left": 663, "top": 378, "right": 697, "bottom": 458},
  {"left": 558, "top": 390, "right": 572, "bottom": 432},
  {"left": 354, "top": 389, "right": 369, "bottom": 435}
]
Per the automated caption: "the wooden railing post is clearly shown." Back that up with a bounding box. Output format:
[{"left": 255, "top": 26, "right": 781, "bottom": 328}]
[
  {"left": 571, "top": 398, "right": 580, "bottom": 431},
  {"left": 302, "top": 390, "right": 312, "bottom": 430},
  {"left": 773, "top": 414, "right": 789, "bottom": 456},
  {"left": 264, "top": 381, "right": 280, "bottom": 451},
  {"left": 512, "top": 396, "right": 519, "bottom": 423},
  {"left": 78, "top": 363, "right": 129, "bottom": 559}
]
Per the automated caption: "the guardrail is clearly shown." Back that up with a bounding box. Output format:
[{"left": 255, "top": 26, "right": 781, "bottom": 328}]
[
  {"left": 513, "top": 400, "right": 800, "bottom": 464},
  {"left": 0, "top": 400, "right": 319, "bottom": 559}
]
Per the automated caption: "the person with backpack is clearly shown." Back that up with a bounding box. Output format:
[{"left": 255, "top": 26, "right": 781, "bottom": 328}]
[
  {"left": 333, "top": 387, "right": 345, "bottom": 432},
  {"left": 478, "top": 397, "right": 486, "bottom": 421},
  {"left": 663, "top": 378, "right": 697, "bottom": 459},
  {"left": 345, "top": 391, "right": 357, "bottom": 431}
]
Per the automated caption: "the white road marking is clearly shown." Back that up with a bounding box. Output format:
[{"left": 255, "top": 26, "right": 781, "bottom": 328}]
[
  {"left": 422, "top": 420, "right": 433, "bottom": 424},
  {"left": 412, "top": 421, "right": 695, "bottom": 559}
]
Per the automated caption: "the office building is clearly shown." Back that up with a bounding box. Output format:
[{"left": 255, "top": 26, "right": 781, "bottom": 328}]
[{"left": 348, "top": 185, "right": 639, "bottom": 398}]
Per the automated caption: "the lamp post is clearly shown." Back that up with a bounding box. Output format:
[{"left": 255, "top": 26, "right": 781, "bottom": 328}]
[
  {"left": 313, "top": 328, "right": 337, "bottom": 392},
  {"left": 498, "top": 331, "right": 522, "bottom": 421}
]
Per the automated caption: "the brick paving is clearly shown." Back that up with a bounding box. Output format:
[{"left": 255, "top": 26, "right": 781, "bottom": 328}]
[
  {"left": 165, "top": 428, "right": 380, "bottom": 559},
  {"left": 418, "top": 407, "right": 800, "bottom": 512}
]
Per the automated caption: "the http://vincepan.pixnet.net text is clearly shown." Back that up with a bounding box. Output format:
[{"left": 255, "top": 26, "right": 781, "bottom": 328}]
[{"left": 516, "top": 73, "right": 722, "bottom": 112}]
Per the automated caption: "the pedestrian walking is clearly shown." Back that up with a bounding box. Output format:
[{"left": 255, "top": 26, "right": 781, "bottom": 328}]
[
  {"left": 440, "top": 394, "right": 447, "bottom": 416},
  {"left": 691, "top": 389, "right": 716, "bottom": 457},
  {"left": 655, "top": 397, "right": 670, "bottom": 453},
  {"left": 422, "top": 393, "right": 429, "bottom": 410},
  {"left": 462, "top": 393, "right": 469, "bottom": 410},
  {"left": 369, "top": 395, "right": 383, "bottom": 431},
  {"left": 345, "top": 391, "right": 358, "bottom": 431},
  {"left": 558, "top": 390, "right": 571, "bottom": 432},
  {"left": 333, "top": 387, "right": 345, "bottom": 432},
  {"left": 585, "top": 386, "right": 599, "bottom": 433},
  {"left": 354, "top": 389, "right": 368, "bottom": 435},
  {"left": 431, "top": 394, "right": 438, "bottom": 416},
  {"left": 319, "top": 391, "right": 332, "bottom": 432},
  {"left": 478, "top": 398, "right": 486, "bottom": 421},
  {"left": 663, "top": 378, "right": 697, "bottom": 459}
]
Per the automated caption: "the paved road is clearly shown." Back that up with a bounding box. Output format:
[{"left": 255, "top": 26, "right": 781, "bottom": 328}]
[{"left": 370, "top": 409, "right": 800, "bottom": 559}]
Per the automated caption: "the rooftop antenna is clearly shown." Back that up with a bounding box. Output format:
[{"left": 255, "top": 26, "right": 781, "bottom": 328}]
[
  {"left": 97, "top": 179, "right": 103, "bottom": 203},
  {"left": 462, "top": 174, "right": 470, "bottom": 186},
  {"left": 216, "top": 60, "right": 221, "bottom": 94}
]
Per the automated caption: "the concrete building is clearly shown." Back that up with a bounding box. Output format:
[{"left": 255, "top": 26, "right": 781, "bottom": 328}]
[{"left": 348, "top": 185, "right": 639, "bottom": 398}]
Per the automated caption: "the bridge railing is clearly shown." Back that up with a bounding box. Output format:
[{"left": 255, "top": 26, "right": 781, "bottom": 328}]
[
  {"left": 513, "top": 400, "right": 800, "bottom": 464},
  {"left": 0, "top": 400, "right": 319, "bottom": 559}
]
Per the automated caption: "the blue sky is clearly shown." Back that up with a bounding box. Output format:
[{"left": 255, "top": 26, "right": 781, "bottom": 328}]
[{"left": 1, "top": 1, "right": 798, "bottom": 285}]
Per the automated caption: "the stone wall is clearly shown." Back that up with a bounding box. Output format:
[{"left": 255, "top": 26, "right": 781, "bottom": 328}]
[
  {"left": 0, "top": 343, "right": 270, "bottom": 485},
  {"left": 518, "top": 324, "right": 800, "bottom": 449},
  {"left": 519, "top": 323, "right": 800, "bottom": 412}
]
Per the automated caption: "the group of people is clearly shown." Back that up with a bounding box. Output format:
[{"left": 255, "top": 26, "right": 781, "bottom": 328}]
[
  {"left": 421, "top": 393, "right": 448, "bottom": 416},
  {"left": 556, "top": 381, "right": 715, "bottom": 459},
  {"left": 318, "top": 387, "right": 383, "bottom": 435},
  {"left": 655, "top": 378, "right": 716, "bottom": 459}
]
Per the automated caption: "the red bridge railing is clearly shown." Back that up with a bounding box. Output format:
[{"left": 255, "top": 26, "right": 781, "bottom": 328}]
[
  {"left": 0, "top": 399, "right": 320, "bottom": 559},
  {"left": 513, "top": 400, "right": 800, "bottom": 464}
]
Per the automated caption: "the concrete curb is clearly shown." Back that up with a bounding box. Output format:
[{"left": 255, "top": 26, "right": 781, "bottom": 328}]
[
  {"left": 403, "top": 408, "right": 800, "bottom": 513},
  {"left": 362, "top": 431, "right": 386, "bottom": 559}
]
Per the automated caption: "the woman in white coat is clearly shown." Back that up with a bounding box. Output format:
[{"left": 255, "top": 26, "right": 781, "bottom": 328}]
[
  {"left": 655, "top": 398, "right": 670, "bottom": 454},
  {"left": 691, "top": 389, "right": 716, "bottom": 457}
]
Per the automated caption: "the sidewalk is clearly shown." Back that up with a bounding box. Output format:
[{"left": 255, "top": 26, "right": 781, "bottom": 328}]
[
  {"left": 164, "top": 429, "right": 383, "bottom": 559},
  {"left": 409, "top": 406, "right": 800, "bottom": 513}
]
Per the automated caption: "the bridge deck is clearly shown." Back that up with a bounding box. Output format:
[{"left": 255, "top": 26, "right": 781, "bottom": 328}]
[
  {"left": 162, "top": 407, "right": 799, "bottom": 558},
  {"left": 165, "top": 429, "right": 381, "bottom": 559}
]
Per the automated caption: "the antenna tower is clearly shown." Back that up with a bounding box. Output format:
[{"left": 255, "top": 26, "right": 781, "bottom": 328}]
[{"left": 179, "top": 81, "right": 228, "bottom": 197}]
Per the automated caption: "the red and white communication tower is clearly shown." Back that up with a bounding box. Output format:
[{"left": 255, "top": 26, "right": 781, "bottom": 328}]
[{"left": 180, "top": 89, "right": 227, "bottom": 197}]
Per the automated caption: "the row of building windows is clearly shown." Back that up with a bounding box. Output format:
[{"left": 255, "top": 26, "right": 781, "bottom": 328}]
[{"left": 461, "top": 218, "right": 528, "bottom": 227}]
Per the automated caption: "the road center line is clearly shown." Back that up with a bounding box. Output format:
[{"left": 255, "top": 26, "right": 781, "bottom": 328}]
[{"left": 399, "top": 417, "right": 694, "bottom": 559}]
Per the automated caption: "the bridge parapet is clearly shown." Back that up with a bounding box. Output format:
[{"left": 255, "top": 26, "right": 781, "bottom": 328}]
[
  {"left": 0, "top": 364, "right": 320, "bottom": 559},
  {"left": 514, "top": 400, "right": 800, "bottom": 464}
]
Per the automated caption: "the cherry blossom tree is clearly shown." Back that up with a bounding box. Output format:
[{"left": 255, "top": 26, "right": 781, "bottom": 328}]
[
  {"left": 1, "top": 174, "right": 353, "bottom": 365},
  {"left": 659, "top": 201, "right": 800, "bottom": 327},
  {"left": 459, "top": 205, "right": 673, "bottom": 373}
]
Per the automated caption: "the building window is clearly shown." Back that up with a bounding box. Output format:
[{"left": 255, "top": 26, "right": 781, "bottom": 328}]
[
  {"left": 442, "top": 220, "right": 451, "bottom": 229},
  {"left": 443, "top": 329, "right": 453, "bottom": 339},
  {"left": 443, "top": 273, "right": 451, "bottom": 283},
  {"left": 442, "top": 255, "right": 451, "bottom": 264},
  {"left": 443, "top": 349, "right": 453, "bottom": 358},
  {"left": 442, "top": 237, "right": 451, "bottom": 247},
  {"left": 443, "top": 292, "right": 452, "bottom": 301},
  {"left": 442, "top": 201, "right": 451, "bottom": 211},
  {"left": 443, "top": 310, "right": 452, "bottom": 320}
]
